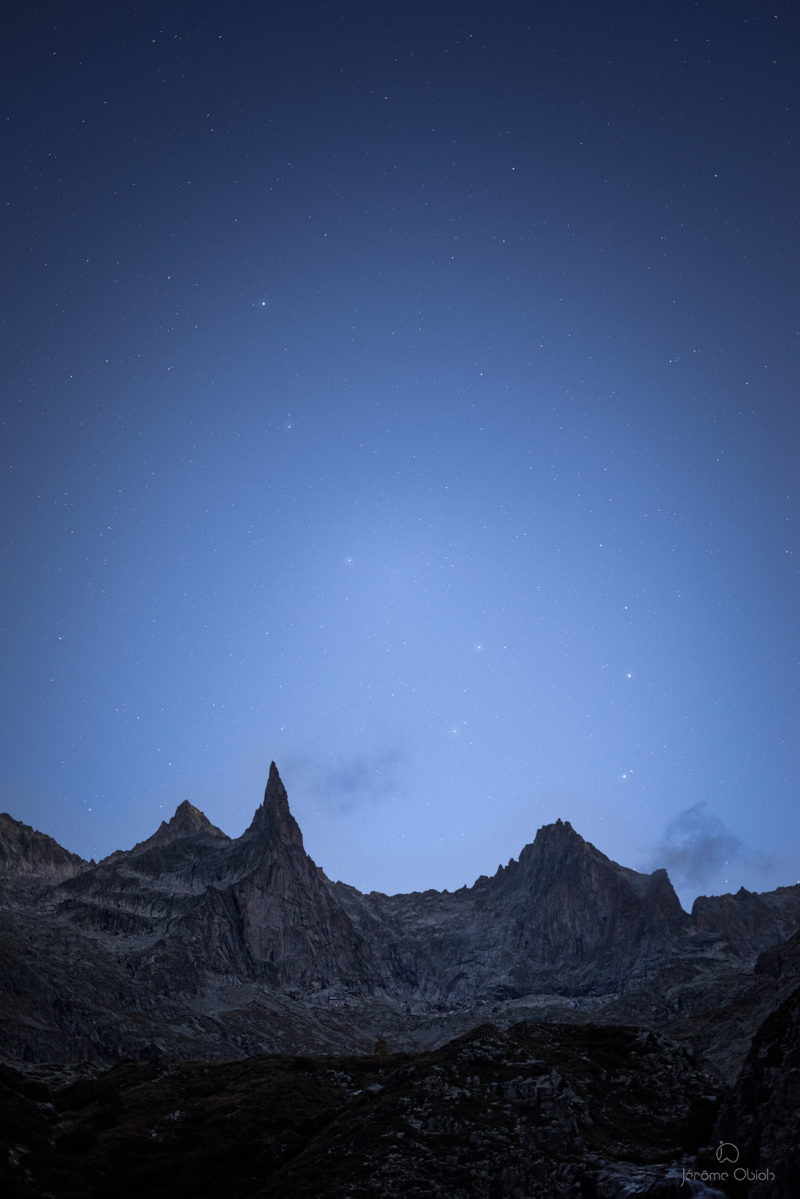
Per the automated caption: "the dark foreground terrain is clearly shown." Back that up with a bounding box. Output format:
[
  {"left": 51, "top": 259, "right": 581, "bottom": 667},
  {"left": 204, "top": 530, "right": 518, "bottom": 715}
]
[
  {"left": 1, "top": 1021, "right": 720, "bottom": 1198},
  {"left": 3, "top": 1012, "right": 797, "bottom": 1199}
]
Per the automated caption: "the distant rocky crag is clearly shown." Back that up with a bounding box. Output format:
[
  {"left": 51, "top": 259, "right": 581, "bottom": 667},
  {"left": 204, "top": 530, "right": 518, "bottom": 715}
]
[{"left": 1, "top": 762, "right": 799, "bottom": 1078}]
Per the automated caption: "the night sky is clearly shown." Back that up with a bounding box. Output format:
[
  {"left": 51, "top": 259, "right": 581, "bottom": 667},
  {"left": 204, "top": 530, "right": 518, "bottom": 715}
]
[{"left": 3, "top": 1, "right": 798, "bottom": 908}]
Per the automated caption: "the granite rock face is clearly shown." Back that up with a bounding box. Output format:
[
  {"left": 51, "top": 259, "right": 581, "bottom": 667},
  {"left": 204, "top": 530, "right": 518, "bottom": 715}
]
[
  {"left": 692, "top": 886, "right": 800, "bottom": 959},
  {"left": 330, "top": 818, "right": 695, "bottom": 1011},
  {"left": 1, "top": 763, "right": 798, "bottom": 1075}
]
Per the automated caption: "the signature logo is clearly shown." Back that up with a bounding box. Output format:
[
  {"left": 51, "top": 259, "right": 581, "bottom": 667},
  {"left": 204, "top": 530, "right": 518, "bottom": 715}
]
[{"left": 716, "top": 1141, "right": 740, "bottom": 1164}]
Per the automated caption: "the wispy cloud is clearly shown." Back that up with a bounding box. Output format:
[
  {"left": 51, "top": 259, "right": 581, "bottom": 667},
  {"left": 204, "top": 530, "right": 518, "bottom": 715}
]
[
  {"left": 652, "top": 803, "right": 741, "bottom": 887},
  {"left": 649, "top": 803, "right": 782, "bottom": 904},
  {"left": 283, "top": 745, "right": 405, "bottom": 814}
]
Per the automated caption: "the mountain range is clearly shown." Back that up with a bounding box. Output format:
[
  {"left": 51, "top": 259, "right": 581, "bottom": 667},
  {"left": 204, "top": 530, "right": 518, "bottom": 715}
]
[{"left": 1, "top": 763, "right": 798, "bottom": 1197}]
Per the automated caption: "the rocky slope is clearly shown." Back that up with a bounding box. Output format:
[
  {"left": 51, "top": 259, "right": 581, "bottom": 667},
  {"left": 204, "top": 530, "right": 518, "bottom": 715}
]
[
  {"left": 0, "top": 1021, "right": 727, "bottom": 1199},
  {"left": 0, "top": 814, "right": 88, "bottom": 884},
  {"left": 715, "top": 980, "right": 800, "bottom": 1199}
]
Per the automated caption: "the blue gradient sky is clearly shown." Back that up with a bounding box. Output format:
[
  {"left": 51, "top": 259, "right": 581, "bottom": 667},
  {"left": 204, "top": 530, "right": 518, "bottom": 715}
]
[{"left": 2, "top": 1, "right": 798, "bottom": 908}]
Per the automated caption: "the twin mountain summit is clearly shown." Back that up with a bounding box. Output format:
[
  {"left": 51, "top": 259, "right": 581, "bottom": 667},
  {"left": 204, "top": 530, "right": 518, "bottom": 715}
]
[{"left": 1, "top": 762, "right": 798, "bottom": 1197}]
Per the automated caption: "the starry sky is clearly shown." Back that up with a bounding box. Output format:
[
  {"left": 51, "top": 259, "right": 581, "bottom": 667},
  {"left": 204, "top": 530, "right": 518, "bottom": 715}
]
[{"left": 2, "top": 1, "right": 798, "bottom": 908}]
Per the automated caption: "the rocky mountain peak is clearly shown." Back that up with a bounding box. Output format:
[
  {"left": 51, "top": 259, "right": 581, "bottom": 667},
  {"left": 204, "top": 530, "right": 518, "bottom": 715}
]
[
  {"left": 0, "top": 812, "right": 89, "bottom": 881},
  {"left": 508, "top": 815, "right": 687, "bottom": 943},
  {"left": 516, "top": 817, "right": 589, "bottom": 870},
  {"left": 169, "top": 799, "right": 223, "bottom": 836},
  {"left": 534, "top": 817, "right": 582, "bottom": 844},
  {"left": 120, "top": 798, "right": 229, "bottom": 858},
  {"left": 242, "top": 761, "right": 304, "bottom": 849}
]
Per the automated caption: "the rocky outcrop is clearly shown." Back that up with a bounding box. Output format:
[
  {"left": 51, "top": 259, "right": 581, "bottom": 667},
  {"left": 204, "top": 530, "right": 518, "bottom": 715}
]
[
  {"left": 692, "top": 886, "right": 800, "bottom": 961},
  {"left": 660, "top": 928, "right": 800, "bottom": 1085},
  {"left": 116, "top": 799, "right": 229, "bottom": 857},
  {"left": 0, "top": 813, "right": 88, "bottom": 882},
  {"left": 223, "top": 765, "right": 385, "bottom": 993},
  {"left": 715, "top": 982, "right": 800, "bottom": 1198}
]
